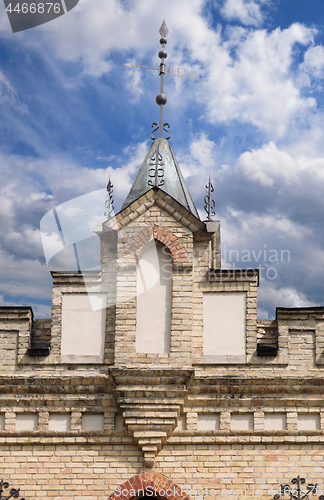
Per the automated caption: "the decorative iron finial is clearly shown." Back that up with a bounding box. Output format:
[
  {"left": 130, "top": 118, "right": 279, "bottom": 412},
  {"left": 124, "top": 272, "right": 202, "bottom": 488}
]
[
  {"left": 159, "top": 19, "right": 169, "bottom": 38},
  {"left": 148, "top": 143, "right": 165, "bottom": 188},
  {"left": 204, "top": 175, "right": 215, "bottom": 221},
  {"left": 0, "top": 480, "right": 25, "bottom": 500},
  {"left": 151, "top": 122, "right": 170, "bottom": 141},
  {"left": 104, "top": 178, "right": 114, "bottom": 219},
  {"left": 155, "top": 20, "right": 169, "bottom": 139},
  {"left": 271, "top": 476, "right": 318, "bottom": 500}
]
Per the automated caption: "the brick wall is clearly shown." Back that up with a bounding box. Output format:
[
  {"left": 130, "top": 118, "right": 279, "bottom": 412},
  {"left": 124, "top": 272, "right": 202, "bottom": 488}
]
[{"left": 0, "top": 443, "right": 324, "bottom": 500}]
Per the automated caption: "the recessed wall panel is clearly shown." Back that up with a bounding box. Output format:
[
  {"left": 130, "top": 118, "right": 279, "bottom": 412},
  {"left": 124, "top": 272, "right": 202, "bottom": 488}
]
[
  {"left": 61, "top": 294, "right": 106, "bottom": 363},
  {"left": 264, "top": 413, "right": 287, "bottom": 431},
  {"left": 16, "top": 414, "right": 38, "bottom": 431},
  {"left": 49, "top": 414, "right": 71, "bottom": 432},
  {"left": 198, "top": 414, "right": 220, "bottom": 431},
  {"left": 203, "top": 292, "right": 246, "bottom": 363},
  {"left": 82, "top": 414, "right": 104, "bottom": 431}
]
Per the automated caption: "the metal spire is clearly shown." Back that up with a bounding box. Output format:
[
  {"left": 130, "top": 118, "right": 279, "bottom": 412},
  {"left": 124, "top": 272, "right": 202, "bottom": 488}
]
[
  {"left": 156, "top": 20, "right": 169, "bottom": 138},
  {"left": 125, "top": 20, "right": 204, "bottom": 140},
  {"left": 204, "top": 175, "right": 215, "bottom": 221},
  {"left": 147, "top": 21, "right": 169, "bottom": 186}
]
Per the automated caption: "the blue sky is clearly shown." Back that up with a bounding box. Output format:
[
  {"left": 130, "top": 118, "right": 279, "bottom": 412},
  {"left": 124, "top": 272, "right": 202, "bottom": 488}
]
[{"left": 1, "top": 0, "right": 324, "bottom": 318}]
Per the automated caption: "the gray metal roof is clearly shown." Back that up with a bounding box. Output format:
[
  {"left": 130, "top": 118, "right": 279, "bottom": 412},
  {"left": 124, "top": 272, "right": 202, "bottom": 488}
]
[{"left": 121, "top": 138, "right": 199, "bottom": 218}]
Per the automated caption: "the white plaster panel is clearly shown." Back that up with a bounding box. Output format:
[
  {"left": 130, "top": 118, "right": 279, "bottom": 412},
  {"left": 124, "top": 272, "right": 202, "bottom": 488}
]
[
  {"left": 49, "top": 414, "right": 71, "bottom": 432},
  {"left": 82, "top": 414, "right": 104, "bottom": 431},
  {"left": 264, "top": 413, "right": 287, "bottom": 431},
  {"left": 231, "top": 414, "right": 253, "bottom": 431},
  {"left": 136, "top": 244, "right": 172, "bottom": 353},
  {"left": 198, "top": 414, "right": 220, "bottom": 431},
  {"left": 298, "top": 414, "right": 320, "bottom": 431},
  {"left": 61, "top": 294, "right": 106, "bottom": 363},
  {"left": 203, "top": 293, "right": 246, "bottom": 362},
  {"left": 0, "top": 415, "right": 4, "bottom": 430},
  {"left": 114, "top": 414, "right": 125, "bottom": 431},
  {"left": 16, "top": 414, "right": 38, "bottom": 431}
]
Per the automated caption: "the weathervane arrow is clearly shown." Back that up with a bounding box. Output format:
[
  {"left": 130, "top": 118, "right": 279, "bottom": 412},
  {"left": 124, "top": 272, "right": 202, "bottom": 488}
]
[
  {"left": 125, "top": 62, "right": 204, "bottom": 81},
  {"left": 125, "top": 63, "right": 160, "bottom": 71}
]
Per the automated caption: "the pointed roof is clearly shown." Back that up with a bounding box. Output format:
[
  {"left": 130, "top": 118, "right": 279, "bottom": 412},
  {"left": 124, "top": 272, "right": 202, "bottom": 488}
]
[{"left": 121, "top": 138, "right": 199, "bottom": 218}]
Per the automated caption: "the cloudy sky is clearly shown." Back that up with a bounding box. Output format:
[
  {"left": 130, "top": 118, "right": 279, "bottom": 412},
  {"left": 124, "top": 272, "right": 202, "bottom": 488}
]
[{"left": 0, "top": 0, "right": 324, "bottom": 318}]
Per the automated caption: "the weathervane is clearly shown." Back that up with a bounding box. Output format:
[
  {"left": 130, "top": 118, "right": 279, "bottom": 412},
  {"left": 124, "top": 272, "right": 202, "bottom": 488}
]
[
  {"left": 125, "top": 20, "right": 203, "bottom": 140},
  {"left": 204, "top": 175, "right": 215, "bottom": 221}
]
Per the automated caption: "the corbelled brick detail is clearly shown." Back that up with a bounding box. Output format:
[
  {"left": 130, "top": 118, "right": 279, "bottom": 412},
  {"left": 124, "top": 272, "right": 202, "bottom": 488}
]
[
  {"left": 111, "top": 368, "right": 193, "bottom": 467},
  {"left": 123, "top": 225, "right": 187, "bottom": 263}
]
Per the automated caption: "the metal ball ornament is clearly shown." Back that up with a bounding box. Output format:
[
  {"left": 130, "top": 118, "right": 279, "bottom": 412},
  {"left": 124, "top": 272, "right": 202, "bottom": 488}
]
[
  {"left": 156, "top": 93, "right": 167, "bottom": 105},
  {"left": 158, "top": 49, "right": 167, "bottom": 59}
]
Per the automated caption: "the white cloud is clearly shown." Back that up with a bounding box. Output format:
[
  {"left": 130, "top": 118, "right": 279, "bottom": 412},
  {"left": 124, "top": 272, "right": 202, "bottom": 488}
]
[
  {"left": 0, "top": 70, "right": 27, "bottom": 112},
  {"left": 258, "top": 282, "right": 318, "bottom": 314},
  {"left": 237, "top": 141, "right": 296, "bottom": 187},
  {"left": 220, "top": 0, "right": 267, "bottom": 26},
  {"left": 301, "top": 44, "right": 324, "bottom": 78},
  {"left": 0, "top": 71, "right": 15, "bottom": 99},
  {"left": 202, "top": 24, "right": 316, "bottom": 138},
  {"left": 299, "top": 44, "right": 324, "bottom": 89},
  {"left": 236, "top": 141, "right": 324, "bottom": 189},
  {"left": 178, "top": 132, "right": 216, "bottom": 176}
]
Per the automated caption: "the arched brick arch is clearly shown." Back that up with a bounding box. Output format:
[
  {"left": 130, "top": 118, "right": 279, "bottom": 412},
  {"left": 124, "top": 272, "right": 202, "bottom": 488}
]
[
  {"left": 109, "top": 471, "right": 191, "bottom": 500},
  {"left": 123, "top": 225, "right": 187, "bottom": 263}
]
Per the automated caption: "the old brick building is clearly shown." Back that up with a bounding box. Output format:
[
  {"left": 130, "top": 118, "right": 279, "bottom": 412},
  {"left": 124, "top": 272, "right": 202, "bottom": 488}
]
[{"left": 0, "top": 131, "right": 324, "bottom": 500}]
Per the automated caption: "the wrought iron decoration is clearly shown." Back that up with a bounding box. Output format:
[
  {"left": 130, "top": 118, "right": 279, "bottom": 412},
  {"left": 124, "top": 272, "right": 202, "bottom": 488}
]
[
  {"left": 271, "top": 476, "right": 318, "bottom": 500},
  {"left": 104, "top": 178, "right": 115, "bottom": 219},
  {"left": 0, "top": 480, "right": 25, "bottom": 500},
  {"left": 148, "top": 144, "right": 165, "bottom": 188},
  {"left": 204, "top": 175, "right": 215, "bottom": 221}
]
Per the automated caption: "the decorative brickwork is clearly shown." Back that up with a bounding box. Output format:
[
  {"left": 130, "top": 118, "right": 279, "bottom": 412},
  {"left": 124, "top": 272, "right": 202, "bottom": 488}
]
[
  {"left": 0, "top": 307, "right": 33, "bottom": 370},
  {"left": 123, "top": 226, "right": 187, "bottom": 263},
  {"left": 110, "top": 471, "right": 190, "bottom": 500}
]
